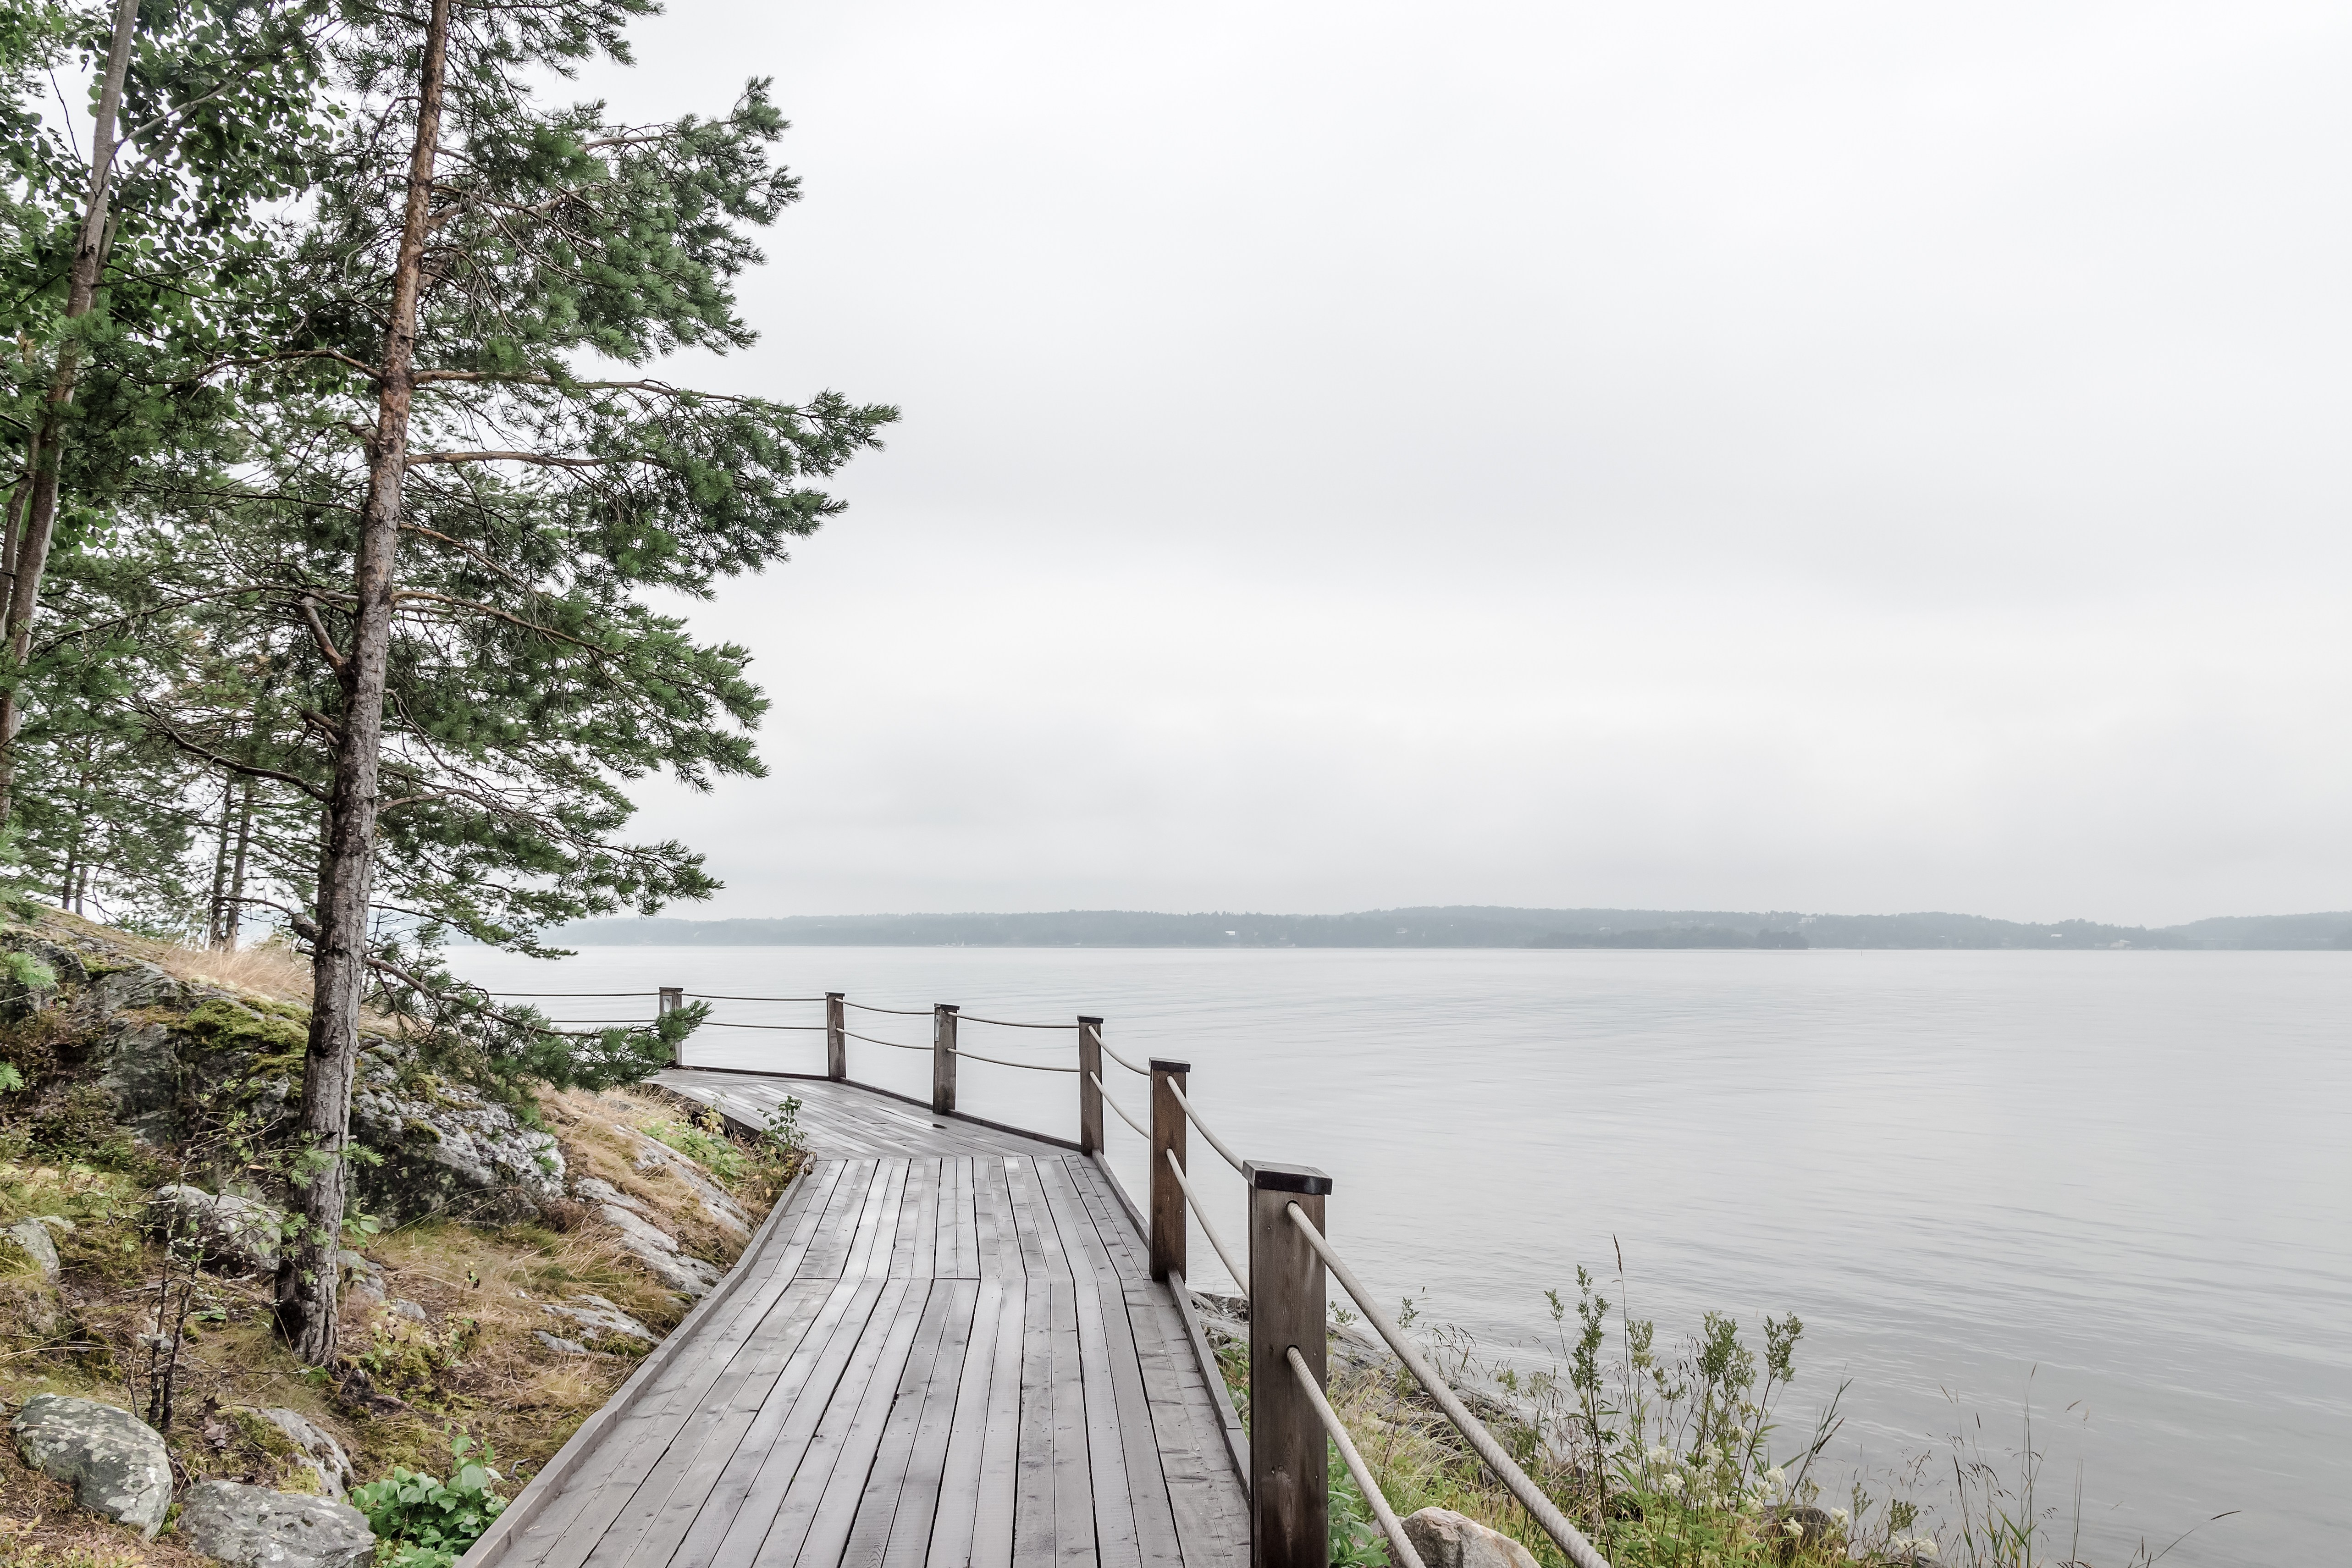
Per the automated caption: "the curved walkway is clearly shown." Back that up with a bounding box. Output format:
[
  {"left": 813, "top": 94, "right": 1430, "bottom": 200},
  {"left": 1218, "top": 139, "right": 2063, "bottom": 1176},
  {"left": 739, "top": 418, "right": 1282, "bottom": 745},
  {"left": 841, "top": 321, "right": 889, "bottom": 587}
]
[{"left": 467, "top": 1072, "right": 1250, "bottom": 1568}]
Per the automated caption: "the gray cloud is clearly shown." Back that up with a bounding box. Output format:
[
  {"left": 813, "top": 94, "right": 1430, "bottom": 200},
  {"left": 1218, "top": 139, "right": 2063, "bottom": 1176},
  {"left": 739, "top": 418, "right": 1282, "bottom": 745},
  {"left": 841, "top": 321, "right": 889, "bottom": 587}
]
[{"left": 566, "top": 0, "right": 2352, "bottom": 926}]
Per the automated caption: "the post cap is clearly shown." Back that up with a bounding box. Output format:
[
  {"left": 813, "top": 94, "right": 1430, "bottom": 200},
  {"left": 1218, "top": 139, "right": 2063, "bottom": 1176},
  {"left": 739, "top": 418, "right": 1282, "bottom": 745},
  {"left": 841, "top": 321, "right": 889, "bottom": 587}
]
[
  {"left": 936, "top": 1003, "right": 959, "bottom": 1012},
  {"left": 826, "top": 991, "right": 844, "bottom": 999},
  {"left": 1077, "top": 1015, "right": 1104, "bottom": 1026},
  {"left": 1148, "top": 1057, "right": 1191, "bottom": 1074},
  {"left": 1244, "top": 1160, "right": 1332, "bottom": 1195}
]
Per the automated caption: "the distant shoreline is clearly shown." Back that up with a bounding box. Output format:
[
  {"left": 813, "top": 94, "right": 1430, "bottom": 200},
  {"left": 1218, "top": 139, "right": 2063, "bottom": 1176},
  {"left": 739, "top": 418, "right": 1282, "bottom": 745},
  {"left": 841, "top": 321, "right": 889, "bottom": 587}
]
[{"left": 522, "top": 905, "right": 2352, "bottom": 952}]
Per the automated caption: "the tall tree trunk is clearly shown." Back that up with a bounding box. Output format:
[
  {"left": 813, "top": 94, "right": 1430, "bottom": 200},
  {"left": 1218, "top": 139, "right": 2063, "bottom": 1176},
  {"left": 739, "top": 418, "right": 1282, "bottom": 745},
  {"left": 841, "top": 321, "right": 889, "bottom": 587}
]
[
  {"left": 207, "top": 780, "right": 237, "bottom": 945},
  {"left": 225, "top": 778, "right": 254, "bottom": 946},
  {"left": 0, "top": 0, "right": 142, "bottom": 826},
  {"left": 276, "top": 0, "right": 451, "bottom": 1364}
]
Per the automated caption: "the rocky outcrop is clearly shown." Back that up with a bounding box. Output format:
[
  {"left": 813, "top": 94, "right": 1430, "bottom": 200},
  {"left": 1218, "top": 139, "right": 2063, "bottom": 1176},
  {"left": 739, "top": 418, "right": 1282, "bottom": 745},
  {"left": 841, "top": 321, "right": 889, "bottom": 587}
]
[
  {"left": 10, "top": 1394, "right": 173, "bottom": 1537},
  {"left": 627, "top": 1135, "right": 751, "bottom": 1238},
  {"left": 348, "top": 1037, "right": 564, "bottom": 1221},
  {"left": 545, "top": 1291, "right": 653, "bottom": 1346},
  {"left": 590, "top": 1198, "right": 721, "bottom": 1296},
  {"left": 176, "top": 1479, "right": 376, "bottom": 1568},
  {"left": 1401, "top": 1507, "right": 1542, "bottom": 1568},
  {"left": 148, "top": 1185, "right": 285, "bottom": 1275}
]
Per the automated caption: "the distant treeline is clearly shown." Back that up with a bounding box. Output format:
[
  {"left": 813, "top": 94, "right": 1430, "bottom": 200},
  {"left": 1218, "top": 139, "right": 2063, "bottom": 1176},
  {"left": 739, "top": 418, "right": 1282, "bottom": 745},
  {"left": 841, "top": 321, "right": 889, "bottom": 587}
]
[{"left": 538, "top": 906, "right": 2352, "bottom": 950}]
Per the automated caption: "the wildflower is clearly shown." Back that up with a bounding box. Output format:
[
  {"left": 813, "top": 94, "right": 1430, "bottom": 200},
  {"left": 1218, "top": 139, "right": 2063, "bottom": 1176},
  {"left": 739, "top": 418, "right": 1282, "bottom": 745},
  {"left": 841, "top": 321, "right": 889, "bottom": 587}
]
[
  {"left": 1646, "top": 1445, "right": 1672, "bottom": 1468},
  {"left": 1830, "top": 1508, "right": 1850, "bottom": 1527},
  {"left": 1784, "top": 1520, "right": 1806, "bottom": 1538},
  {"left": 1763, "top": 1466, "right": 1786, "bottom": 1490},
  {"left": 1915, "top": 1541, "right": 1939, "bottom": 1561},
  {"left": 1658, "top": 1472, "right": 1684, "bottom": 1493}
]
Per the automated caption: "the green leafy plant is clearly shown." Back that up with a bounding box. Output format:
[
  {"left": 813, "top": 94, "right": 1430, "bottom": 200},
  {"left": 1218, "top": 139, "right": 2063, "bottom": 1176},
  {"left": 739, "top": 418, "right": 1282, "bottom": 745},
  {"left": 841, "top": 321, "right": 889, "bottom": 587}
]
[{"left": 351, "top": 1431, "right": 508, "bottom": 1568}]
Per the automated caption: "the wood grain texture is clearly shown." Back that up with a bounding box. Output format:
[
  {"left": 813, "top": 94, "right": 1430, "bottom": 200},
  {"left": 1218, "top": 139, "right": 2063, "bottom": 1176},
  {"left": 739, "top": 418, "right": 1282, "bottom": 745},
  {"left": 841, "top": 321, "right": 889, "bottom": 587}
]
[{"left": 476, "top": 1074, "right": 1248, "bottom": 1568}]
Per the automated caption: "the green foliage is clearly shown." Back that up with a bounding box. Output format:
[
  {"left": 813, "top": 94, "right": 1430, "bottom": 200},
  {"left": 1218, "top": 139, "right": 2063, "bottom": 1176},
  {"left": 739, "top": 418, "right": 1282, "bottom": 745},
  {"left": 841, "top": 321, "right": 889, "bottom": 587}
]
[
  {"left": 0, "top": 950, "right": 54, "bottom": 996},
  {"left": 351, "top": 1431, "right": 509, "bottom": 1568},
  {"left": 0, "top": 1064, "right": 20, "bottom": 1092},
  {"left": 643, "top": 1113, "right": 745, "bottom": 1182}
]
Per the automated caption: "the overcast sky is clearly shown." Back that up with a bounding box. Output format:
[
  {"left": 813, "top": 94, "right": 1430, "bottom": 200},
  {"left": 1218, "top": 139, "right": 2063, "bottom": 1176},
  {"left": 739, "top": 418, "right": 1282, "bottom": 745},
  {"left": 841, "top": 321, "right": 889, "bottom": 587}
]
[{"left": 561, "top": 0, "right": 2350, "bottom": 927}]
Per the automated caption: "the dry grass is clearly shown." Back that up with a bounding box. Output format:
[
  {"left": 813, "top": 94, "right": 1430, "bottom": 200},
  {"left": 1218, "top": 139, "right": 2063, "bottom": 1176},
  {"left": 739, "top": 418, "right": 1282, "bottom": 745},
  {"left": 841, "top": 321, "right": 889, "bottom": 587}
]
[{"left": 150, "top": 942, "right": 314, "bottom": 1008}]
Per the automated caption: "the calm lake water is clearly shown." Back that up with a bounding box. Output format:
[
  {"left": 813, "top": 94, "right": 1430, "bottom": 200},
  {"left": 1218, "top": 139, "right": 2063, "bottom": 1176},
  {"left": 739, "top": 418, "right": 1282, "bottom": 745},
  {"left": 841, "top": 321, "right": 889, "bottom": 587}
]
[{"left": 445, "top": 945, "right": 2352, "bottom": 1565}]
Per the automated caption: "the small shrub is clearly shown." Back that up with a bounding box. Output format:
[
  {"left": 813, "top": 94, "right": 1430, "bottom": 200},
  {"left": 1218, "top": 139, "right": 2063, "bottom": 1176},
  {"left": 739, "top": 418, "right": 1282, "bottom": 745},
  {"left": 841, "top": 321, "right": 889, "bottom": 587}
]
[
  {"left": 351, "top": 1431, "right": 508, "bottom": 1568},
  {"left": 642, "top": 1117, "right": 745, "bottom": 1182}
]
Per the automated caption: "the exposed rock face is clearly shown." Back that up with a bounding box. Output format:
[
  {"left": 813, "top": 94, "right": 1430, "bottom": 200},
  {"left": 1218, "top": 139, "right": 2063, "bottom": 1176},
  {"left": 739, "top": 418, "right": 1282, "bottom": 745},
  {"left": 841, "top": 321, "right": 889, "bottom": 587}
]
[
  {"left": 1401, "top": 1507, "right": 1542, "bottom": 1568},
  {"left": 628, "top": 1136, "right": 752, "bottom": 1238},
  {"left": 534, "top": 1330, "right": 590, "bottom": 1356},
  {"left": 149, "top": 1185, "right": 285, "bottom": 1275},
  {"left": 593, "top": 1201, "right": 721, "bottom": 1296},
  {"left": 176, "top": 1480, "right": 376, "bottom": 1568},
  {"left": 11, "top": 1394, "right": 173, "bottom": 1537},
  {"left": 348, "top": 1038, "right": 565, "bottom": 1221},
  {"left": 545, "top": 1292, "right": 653, "bottom": 1345},
  {"left": 2, "top": 1217, "right": 60, "bottom": 1280},
  {"left": 244, "top": 1407, "right": 356, "bottom": 1500}
]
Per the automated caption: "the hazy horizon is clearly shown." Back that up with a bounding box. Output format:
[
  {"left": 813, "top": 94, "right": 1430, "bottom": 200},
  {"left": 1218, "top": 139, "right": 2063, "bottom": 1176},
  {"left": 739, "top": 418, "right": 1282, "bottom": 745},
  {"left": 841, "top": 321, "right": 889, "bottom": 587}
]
[{"left": 540, "top": 0, "right": 2351, "bottom": 928}]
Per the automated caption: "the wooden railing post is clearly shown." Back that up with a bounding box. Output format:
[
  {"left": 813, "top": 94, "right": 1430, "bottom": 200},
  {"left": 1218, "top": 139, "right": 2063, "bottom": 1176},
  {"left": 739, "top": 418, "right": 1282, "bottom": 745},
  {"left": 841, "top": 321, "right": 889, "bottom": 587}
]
[
  {"left": 825, "top": 992, "right": 846, "bottom": 1081},
  {"left": 932, "top": 1004, "right": 959, "bottom": 1115},
  {"left": 1247, "top": 1159, "right": 1331, "bottom": 1568},
  {"left": 1149, "top": 1058, "right": 1189, "bottom": 1281},
  {"left": 658, "top": 986, "right": 684, "bottom": 1066},
  {"left": 1077, "top": 1017, "right": 1104, "bottom": 1154}
]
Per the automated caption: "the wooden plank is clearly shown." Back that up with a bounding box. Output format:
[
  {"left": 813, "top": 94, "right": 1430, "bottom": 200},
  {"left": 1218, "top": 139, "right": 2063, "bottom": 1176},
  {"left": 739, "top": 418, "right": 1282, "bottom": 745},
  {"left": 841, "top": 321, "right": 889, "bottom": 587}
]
[
  {"left": 752, "top": 1276, "right": 934, "bottom": 1568},
  {"left": 972, "top": 1154, "right": 1019, "bottom": 1282},
  {"left": 917, "top": 1275, "right": 1003, "bottom": 1568},
  {"left": 701, "top": 1275, "right": 910, "bottom": 1568},
  {"left": 844, "top": 1159, "right": 911, "bottom": 1281},
  {"left": 1011, "top": 1275, "right": 1060, "bottom": 1568},
  {"left": 938, "top": 1155, "right": 977, "bottom": 1280},
  {"left": 664, "top": 1273, "right": 892, "bottom": 1568},
  {"left": 1046, "top": 1278, "right": 1093, "bottom": 1568},
  {"left": 969, "top": 1270, "right": 1027, "bottom": 1568},
  {"left": 849, "top": 1276, "right": 979, "bottom": 1568},
  {"left": 1068, "top": 1157, "right": 1148, "bottom": 1282}
]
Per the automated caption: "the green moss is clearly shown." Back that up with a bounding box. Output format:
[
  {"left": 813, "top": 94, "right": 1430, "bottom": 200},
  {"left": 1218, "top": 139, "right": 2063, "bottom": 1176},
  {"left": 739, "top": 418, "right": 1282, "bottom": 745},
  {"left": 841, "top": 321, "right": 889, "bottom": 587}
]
[
  {"left": 402, "top": 1118, "right": 443, "bottom": 1144},
  {"left": 182, "top": 998, "right": 309, "bottom": 1054},
  {"left": 230, "top": 1406, "right": 301, "bottom": 1460},
  {"left": 250, "top": 1050, "right": 307, "bottom": 1077}
]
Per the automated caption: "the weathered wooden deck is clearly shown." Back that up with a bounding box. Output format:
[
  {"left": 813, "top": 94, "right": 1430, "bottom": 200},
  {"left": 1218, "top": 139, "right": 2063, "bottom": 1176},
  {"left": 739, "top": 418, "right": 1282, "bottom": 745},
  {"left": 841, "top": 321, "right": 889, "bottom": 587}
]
[{"left": 474, "top": 1072, "right": 1250, "bottom": 1568}]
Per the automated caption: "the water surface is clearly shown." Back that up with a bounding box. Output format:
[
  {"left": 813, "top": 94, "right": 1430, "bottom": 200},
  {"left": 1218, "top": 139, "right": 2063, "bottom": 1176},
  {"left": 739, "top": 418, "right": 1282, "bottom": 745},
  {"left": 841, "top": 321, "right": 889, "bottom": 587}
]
[{"left": 446, "top": 945, "right": 2351, "bottom": 1564}]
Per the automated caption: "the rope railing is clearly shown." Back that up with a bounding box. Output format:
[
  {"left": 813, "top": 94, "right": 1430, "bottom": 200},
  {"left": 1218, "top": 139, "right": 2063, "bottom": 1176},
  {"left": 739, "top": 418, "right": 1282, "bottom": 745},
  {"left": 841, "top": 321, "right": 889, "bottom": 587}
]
[
  {"left": 1099, "top": 1038, "right": 1149, "bottom": 1075},
  {"left": 844, "top": 1000, "right": 933, "bottom": 1016},
  {"left": 956, "top": 1014, "right": 1077, "bottom": 1030},
  {"left": 486, "top": 990, "right": 658, "bottom": 998},
  {"left": 699, "top": 1021, "right": 828, "bottom": 1032},
  {"left": 686, "top": 992, "right": 826, "bottom": 1003},
  {"left": 843, "top": 1028, "right": 929, "bottom": 1051},
  {"left": 1285, "top": 1201, "right": 1612, "bottom": 1568},
  {"left": 1165, "top": 1079, "right": 1244, "bottom": 1174},
  {"left": 1165, "top": 1148, "right": 1246, "bottom": 1289},
  {"left": 1288, "top": 1346, "right": 1425, "bottom": 1568},
  {"left": 1090, "top": 1072, "right": 1150, "bottom": 1141},
  {"left": 952, "top": 1046, "right": 1078, "bottom": 1073}
]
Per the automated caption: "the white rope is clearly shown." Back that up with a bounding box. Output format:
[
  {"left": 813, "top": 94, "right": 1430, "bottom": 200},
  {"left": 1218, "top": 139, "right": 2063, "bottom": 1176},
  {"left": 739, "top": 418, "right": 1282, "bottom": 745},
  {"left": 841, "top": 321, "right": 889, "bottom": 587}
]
[
  {"left": 1288, "top": 1346, "right": 1426, "bottom": 1568},
  {"left": 1285, "top": 1203, "right": 1612, "bottom": 1568},
  {"left": 1166, "top": 1147, "right": 1247, "bottom": 1291},
  {"left": 1099, "top": 1038, "right": 1149, "bottom": 1075},
  {"left": 955, "top": 1046, "right": 1079, "bottom": 1073},
  {"left": 1091, "top": 1072, "right": 1151, "bottom": 1140},
  {"left": 1165, "top": 1079, "right": 1244, "bottom": 1174}
]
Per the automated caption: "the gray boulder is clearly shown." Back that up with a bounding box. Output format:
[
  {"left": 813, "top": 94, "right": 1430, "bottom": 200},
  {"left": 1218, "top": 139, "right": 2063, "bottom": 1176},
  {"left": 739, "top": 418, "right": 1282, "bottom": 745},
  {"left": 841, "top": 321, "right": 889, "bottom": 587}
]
[
  {"left": 1401, "top": 1507, "right": 1541, "bottom": 1568},
  {"left": 149, "top": 1184, "right": 284, "bottom": 1275},
  {"left": 534, "top": 1330, "right": 590, "bottom": 1356},
  {"left": 176, "top": 1480, "right": 375, "bottom": 1568},
  {"left": 244, "top": 1407, "right": 354, "bottom": 1501},
  {"left": 11, "top": 1394, "right": 172, "bottom": 1537},
  {"left": 3, "top": 1217, "right": 60, "bottom": 1281}
]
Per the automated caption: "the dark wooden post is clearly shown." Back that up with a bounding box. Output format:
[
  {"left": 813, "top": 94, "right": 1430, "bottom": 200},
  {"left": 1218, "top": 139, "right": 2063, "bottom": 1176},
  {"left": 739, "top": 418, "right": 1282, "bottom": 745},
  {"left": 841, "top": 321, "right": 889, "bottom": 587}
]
[
  {"left": 1247, "top": 1159, "right": 1331, "bottom": 1568},
  {"left": 1149, "top": 1058, "right": 1190, "bottom": 1281},
  {"left": 1077, "top": 1016, "right": 1104, "bottom": 1154},
  {"left": 658, "top": 986, "right": 684, "bottom": 1066},
  {"left": 932, "top": 1004, "right": 959, "bottom": 1115},
  {"left": 825, "top": 992, "right": 845, "bottom": 1081}
]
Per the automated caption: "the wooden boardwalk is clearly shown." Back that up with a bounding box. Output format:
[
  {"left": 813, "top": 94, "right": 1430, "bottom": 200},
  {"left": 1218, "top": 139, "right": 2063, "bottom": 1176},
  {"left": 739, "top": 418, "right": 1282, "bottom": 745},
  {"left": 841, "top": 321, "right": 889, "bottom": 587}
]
[{"left": 475, "top": 1072, "right": 1251, "bottom": 1568}]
